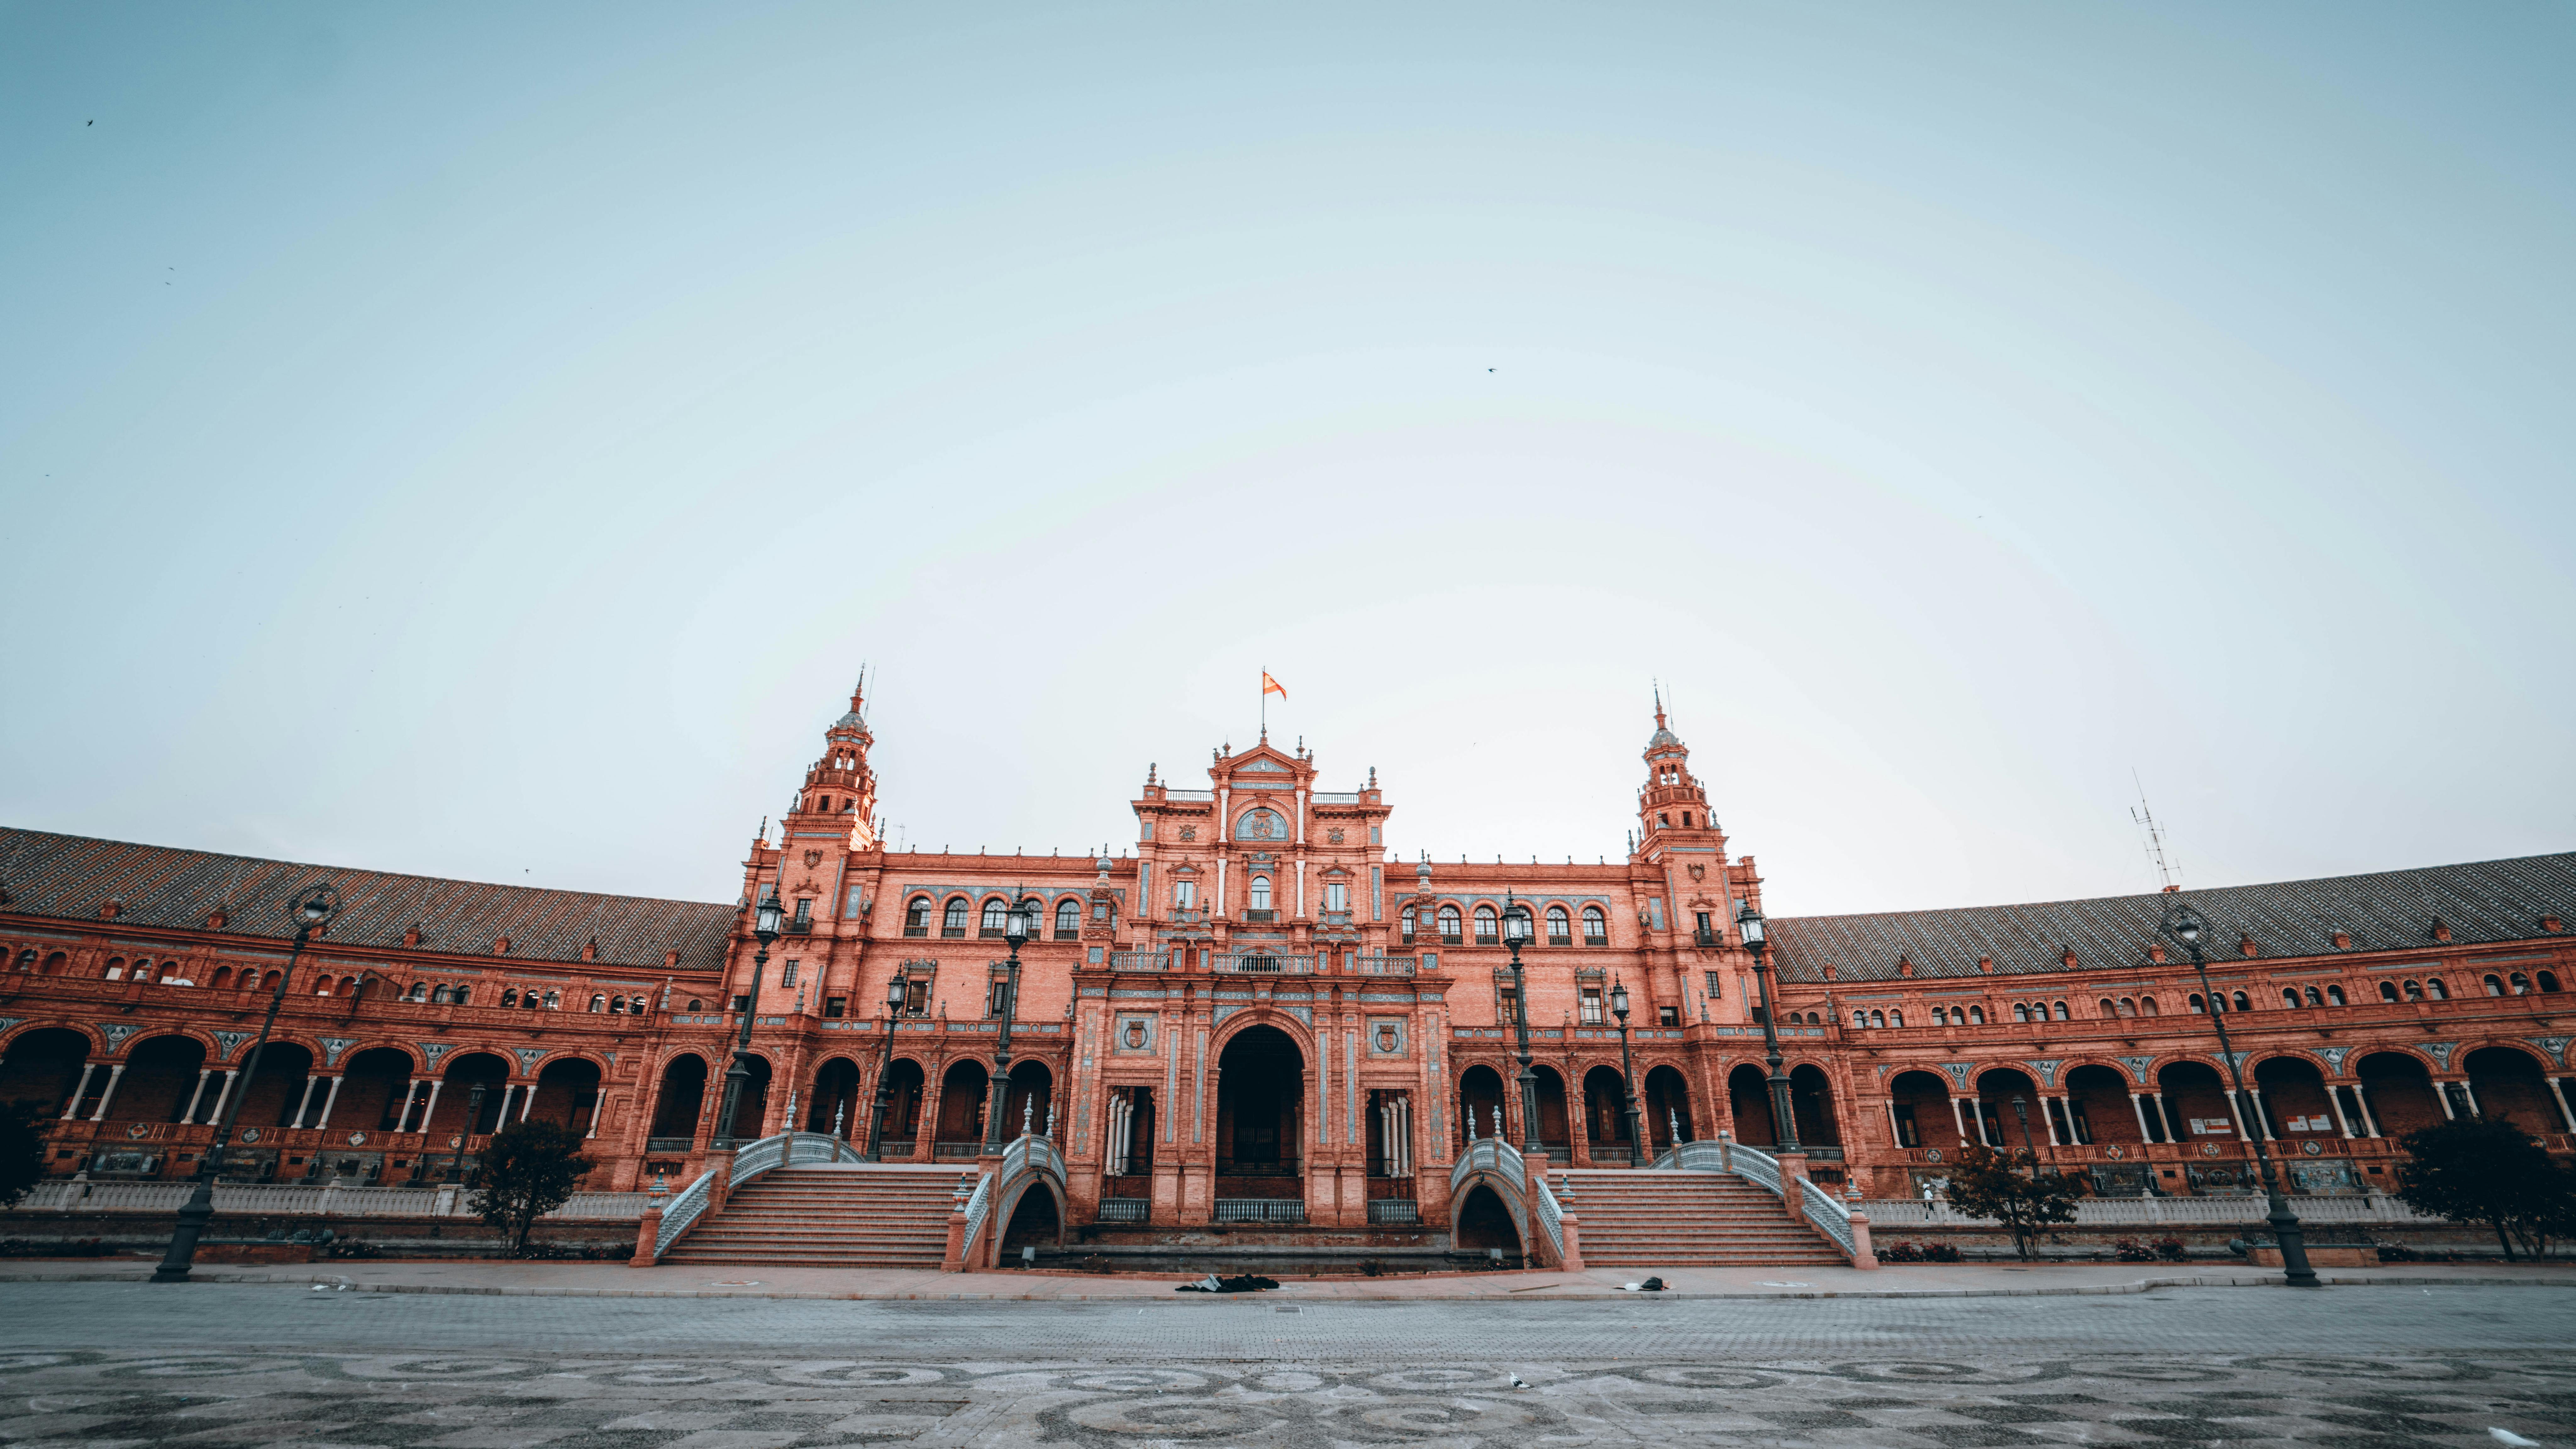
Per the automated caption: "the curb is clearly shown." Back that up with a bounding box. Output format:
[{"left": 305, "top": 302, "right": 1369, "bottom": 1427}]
[{"left": 4, "top": 1268, "right": 2569, "bottom": 1302}]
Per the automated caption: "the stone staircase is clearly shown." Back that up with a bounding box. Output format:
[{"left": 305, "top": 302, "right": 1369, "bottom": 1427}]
[
  {"left": 659, "top": 1164, "right": 959, "bottom": 1268},
  {"left": 1565, "top": 1169, "right": 1848, "bottom": 1267}
]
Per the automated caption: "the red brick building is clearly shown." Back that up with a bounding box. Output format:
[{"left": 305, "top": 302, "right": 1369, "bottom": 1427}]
[{"left": 4, "top": 683, "right": 2570, "bottom": 1222}]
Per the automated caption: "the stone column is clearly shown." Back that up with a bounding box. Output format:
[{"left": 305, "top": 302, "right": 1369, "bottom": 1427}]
[
  {"left": 2128, "top": 1092, "right": 2155, "bottom": 1143},
  {"left": 62, "top": 1063, "right": 97, "bottom": 1119},
  {"left": 2546, "top": 1077, "right": 2576, "bottom": 1134},
  {"left": 520, "top": 1084, "right": 537, "bottom": 1123},
  {"left": 291, "top": 1076, "right": 321, "bottom": 1129},
  {"left": 2324, "top": 1084, "right": 2356, "bottom": 1138},
  {"left": 315, "top": 1075, "right": 346, "bottom": 1129},
  {"left": 417, "top": 1079, "right": 444, "bottom": 1136},
  {"left": 2436, "top": 1081, "right": 2458, "bottom": 1120},
  {"left": 1948, "top": 1097, "right": 1969, "bottom": 1146},
  {"left": 87, "top": 1064, "right": 127, "bottom": 1121},
  {"left": 180, "top": 1069, "right": 212, "bottom": 1125},
  {"left": 203, "top": 1070, "right": 240, "bottom": 1125},
  {"left": 1884, "top": 1100, "right": 1905, "bottom": 1146},
  {"left": 2040, "top": 1098, "right": 2062, "bottom": 1147}
]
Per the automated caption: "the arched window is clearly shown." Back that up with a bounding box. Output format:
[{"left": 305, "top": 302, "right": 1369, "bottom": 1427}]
[
  {"left": 589, "top": 994, "right": 606, "bottom": 1012},
  {"left": 2284, "top": 989, "right": 2304, "bottom": 1008},
  {"left": 1472, "top": 907, "right": 1497, "bottom": 944},
  {"left": 2402, "top": 979, "right": 2424, "bottom": 1001},
  {"left": 2117, "top": 997, "right": 2136, "bottom": 1017},
  {"left": 1056, "top": 899, "right": 1080, "bottom": 936},
  {"left": 1681, "top": 812, "right": 1693, "bottom": 827},
  {"left": 501, "top": 989, "right": 518, "bottom": 1007},
  {"left": 1546, "top": 907, "right": 1571, "bottom": 944},
  {"left": 1890, "top": 1009, "right": 1904, "bottom": 1027},
  {"left": 1869, "top": 1010, "right": 1885, "bottom": 1028},
  {"left": 104, "top": 956, "right": 125, "bottom": 980},
  {"left": 1437, "top": 906, "right": 1463, "bottom": 943},
  {"left": 2139, "top": 997, "right": 2157, "bottom": 1016},
  {"left": 2013, "top": 1003, "right": 2031, "bottom": 1023},
  {"left": 1250, "top": 877, "right": 1273, "bottom": 911},
  {"left": 2425, "top": 976, "right": 2448, "bottom": 1000},
  {"left": 2326, "top": 984, "right": 2346, "bottom": 1006},
  {"left": 981, "top": 898, "right": 1008, "bottom": 934},
  {"left": 429, "top": 984, "right": 449, "bottom": 1004},
  {"left": 2380, "top": 980, "right": 2401, "bottom": 1002},
  {"left": 210, "top": 966, "right": 232, "bottom": 990},
  {"left": 2187, "top": 993, "right": 2205, "bottom": 1013},
  {"left": 905, "top": 897, "right": 931, "bottom": 935},
  {"left": 543, "top": 990, "right": 559, "bottom": 1009},
  {"left": 942, "top": 897, "right": 969, "bottom": 937},
  {"left": 2540, "top": 972, "right": 2563, "bottom": 992},
  {"left": 1582, "top": 908, "right": 1608, "bottom": 945},
  {"left": 2052, "top": 1001, "right": 2069, "bottom": 1020},
  {"left": 2230, "top": 991, "right": 2251, "bottom": 1013},
  {"left": 1400, "top": 907, "right": 1416, "bottom": 941},
  {"left": 608, "top": 995, "right": 626, "bottom": 1014},
  {"left": 1929, "top": 1006, "right": 1947, "bottom": 1026},
  {"left": 1971, "top": 1005, "right": 1987, "bottom": 1024},
  {"left": 2098, "top": 998, "right": 2116, "bottom": 1017},
  {"left": 2484, "top": 974, "right": 2505, "bottom": 997},
  {"left": 2509, "top": 972, "right": 2531, "bottom": 994},
  {"left": 686, "top": 998, "right": 703, "bottom": 1011},
  {"left": 1854, "top": 1010, "right": 1868, "bottom": 1028}
]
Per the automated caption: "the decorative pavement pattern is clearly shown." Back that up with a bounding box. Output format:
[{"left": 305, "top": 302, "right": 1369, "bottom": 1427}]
[{"left": 4, "top": 1347, "right": 2573, "bottom": 1447}]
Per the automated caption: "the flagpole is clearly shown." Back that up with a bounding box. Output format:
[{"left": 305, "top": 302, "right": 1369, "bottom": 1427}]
[{"left": 1260, "top": 667, "right": 1267, "bottom": 738}]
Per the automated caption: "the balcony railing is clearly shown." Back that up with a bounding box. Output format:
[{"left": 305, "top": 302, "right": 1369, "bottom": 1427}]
[
  {"left": 933, "top": 1141, "right": 986, "bottom": 1159},
  {"left": 1052, "top": 928, "right": 1082, "bottom": 941},
  {"left": 1242, "top": 909, "right": 1276, "bottom": 923},
  {"left": 1313, "top": 791, "right": 1362, "bottom": 804},
  {"left": 1548, "top": 934, "right": 1572, "bottom": 947},
  {"left": 1214, "top": 953, "right": 1316, "bottom": 974},
  {"left": 1354, "top": 954, "right": 1416, "bottom": 975},
  {"left": 1108, "top": 951, "right": 1171, "bottom": 972},
  {"left": 1215, "top": 1198, "right": 1306, "bottom": 1224},
  {"left": 1168, "top": 908, "right": 1206, "bottom": 925},
  {"left": 1474, "top": 932, "right": 1498, "bottom": 946},
  {"left": 1584, "top": 934, "right": 1609, "bottom": 946},
  {"left": 903, "top": 925, "right": 928, "bottom": 937},
  {"left": 1367, "top": 1198, "right": 1420, "bottom": 1225},
  {"left": 786, "top": 919, "right": 813, "bottom": 935},
  {"left": 1441, "top": 934, "right": 1464, "bottom": 946},
  {"left": 941, "top": 926, "right": 966, "bottom": 939},
  {"left": 1694, "top": 929, "right": 1720, "bottom": 947},
  {"left": 1097, "top": 1197, "right": 1149, "bottom": 1224},
  {"left": 644, "top": 1136, "right": 695, "bottom": 1154}
]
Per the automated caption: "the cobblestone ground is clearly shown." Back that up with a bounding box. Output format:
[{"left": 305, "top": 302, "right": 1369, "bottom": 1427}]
[{"left": 1, "top": 1284, "right": 2570, "bottom": 1445}]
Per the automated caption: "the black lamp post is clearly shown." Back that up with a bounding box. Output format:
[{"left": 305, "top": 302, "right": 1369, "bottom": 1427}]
[
  {"left": 1502, "top": 897, "right": 1545, "bottom": 1159},
  {"left": 860, "top": 968, "right": 909, "bottom": 1161},
  {"left": 713, "top": 889, "right": 786, "bottom": 1147},
  {"left": 153, "top": 884, "right": 340, "bottom": 1283},
  {"left": 982, "top": 897, "right": 1037, "bottom": 1153},
  {"left": 1611, "top": 979, "right": 1644, "bottom": 1165},
  {"left": 445, "top": 1082, "right": 488, "bottom": 1183},
  {"left": 2011, "top": 1094, "right": 2038, "bottom": 1162},
  {"left": 1738, "top": 903, "right": 1799, "bottom": 1152},
  {"left": 2164, "top": 902, "right": 2318, "bottom": 1288}
]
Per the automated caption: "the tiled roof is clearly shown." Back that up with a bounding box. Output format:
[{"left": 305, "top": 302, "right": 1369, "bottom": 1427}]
[
  {"left": 1770, "top": 850, "right": 2576, "bottom": 984},
  {"left": 0, "top": 827, "right": 736, "bottom": 973}
]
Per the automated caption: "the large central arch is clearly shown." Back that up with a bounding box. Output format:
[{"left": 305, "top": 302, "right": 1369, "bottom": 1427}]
[{"left": 1215, "top": 1024, "right": 1304, "bottom": 1189}]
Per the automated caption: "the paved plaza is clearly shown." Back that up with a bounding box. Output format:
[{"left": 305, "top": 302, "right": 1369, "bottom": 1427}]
[{"left": 2, "top": 1281, "right": 2573, "bottom": 1445}]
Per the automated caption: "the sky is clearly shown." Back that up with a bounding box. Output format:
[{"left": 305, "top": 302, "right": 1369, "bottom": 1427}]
[{"left": 3, "top": 2, "right": 2571, "bottom": 918}]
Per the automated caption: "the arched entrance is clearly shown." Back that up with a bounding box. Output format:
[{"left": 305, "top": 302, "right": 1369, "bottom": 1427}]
[
  {"left": 239, "top": 1042, "right": 318, "bottom": 1129},
  {"left": 529, "top": 1058, "right": 603, "bottom": 1136},
  {"left": 1003, "top": 1060, "right": 1053, "bottom": 1140},
  {"left": 1453, "top": 1183, "right": 1522, "bottom": 1256},
  {"left": 1000, "top": 1182, "right": 1063, "bottom": 1253},
  {"left": 806, "top": 1057, "right": 862, "bottom": 1138},
  {"left": 2356, "top": 1052, "right": 2444, "bottom": 1137},
  {"left": 1529, "top": 1065, "right": 1570, "bottom": 1158},
  {"left": 340, "top": 1047, "right": 415, "bottom": 1133},
  {"left": 720, "top": 1054, "right": 775, "bottom": 1142},
  {"left": 1727, "top": 1064, "right": 1777, "bottom": 1145},
  {"left": 0, "top": 1028, "right": 90, "bottom": 1116},
  {"left": 935, "top": 1060, "right": 989, "bottom": 1154},
  {"left": 1216, "top": 1025, "right": 1304, "bottom": 1191},
  {"left": 2465, "top": 1046, "right": 2566, "bottom": 1134},
  {"left": 1974, "top": 1068, "right": 2042, "bottom": 1152},
  {"left": 878, "top": 1058, "right": 926, "bottom": 1157},
  {"left": 1457, "top": 1064, "right": 1506, "bottom": 1145},
  {"left": 1581, "top": 1065, "right": 1633, "bottom": 1163},
  {"left": 1889, "top": 1069, "right": 1959, "bottom": 1150},
  {"left": 1642, "top": 1065, "right": 1692, "bottom": 1154},
  {"left": 2252, "top": 1056, "right": 2339, "bottom": 1139},
  {"left": 2065, "top": 1064, "right": 2144, "bottom": 1144},
  {"left": 430, "top": 1052, "right": 512, "bottom": 1137},
  {"left": 1788, "top": 1063, "right": 1840, "bottom": 1146},
  {"left": 102, "top": 1035, "right": 206, "bottom": 1123},
  {"left": 647, "top": 1054, "right": 708, "bottom": 1150}
]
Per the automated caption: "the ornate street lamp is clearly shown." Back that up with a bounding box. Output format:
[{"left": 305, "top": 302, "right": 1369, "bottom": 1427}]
[
  {"left": 860, "top": 967, "right": 910, "bottom": 1161},
  {"left": 1502, "top": 896, "right": 1545, "bottom": 1160},
  {"left": 2164, "top": 902, "right": 2318, "bottom": 1288},
  {"left": 444, "top": 1082, "right": 489, "bottom": 1184},
  {"left": 1611, "top": 979, "right": 1644, "bottom": 1165},
  {"left": 154, "top": 884, "right": 340, "bottom": 1283},
  {"left": 713, "top": 889, "right": 787, "bottom": 1146},
  {"left": 981, "top": 896, "right": 1037, "bottom": 1153},
  {"left": 2011, "top": 1094, "right": 2039, "bottom": 1161},
  {"left": 1738, "top": 903, "right": 1799, "bottom": 1152}
]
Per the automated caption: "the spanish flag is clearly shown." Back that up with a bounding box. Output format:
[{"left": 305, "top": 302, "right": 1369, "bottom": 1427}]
[{"left": 1262, "top": 671, "right": 1287, "bottom": 699}]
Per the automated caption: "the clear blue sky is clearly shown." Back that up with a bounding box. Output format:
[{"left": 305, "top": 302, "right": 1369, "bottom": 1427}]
[{"left": 3, "top": 2, "right": 2569, "bottom": 916}]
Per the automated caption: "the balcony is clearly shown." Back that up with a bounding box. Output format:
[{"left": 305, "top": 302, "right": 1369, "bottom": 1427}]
[
  {"left": 1548, "top": 934, "right": 1572, "bottom": 947},
  {"left": 645, "top": 1137, "right": 695, "bottom": 1154},
  {"left": 1052, "top": 928, "right": 1082, "bottom": 941},
  {"left": 1367, "top": 1198, "right": 1420, "bottom": 1225},
  {"left": 1214, "top": 952, "right": 1316, "bottom": 974},
  {"left": 1320, "top": 910, "right": 1353, "bottom": 927},
  {"left": 1354, "top": 955, "right": 1416, "bottom": 975},
  {"left": 1108, "top": 951, "right": 1170, "bottom": 972},
  {"left": 1168, "top": 908, "right": 1207, "bottom": 925},
  {"left": 1242, "top": 909, "right": 1276, "bottom": 923},
  {"left": 1474, "top": 932, "right": 1498, "bottom": 947},
  {"left": 941, "top": 926, "right": 966, "bottom": 939},
  {"left": 1096, "top": 1197, "right": 1150, "bottom": 1224},
  {"left": 1441, "top": 934, "right": 1464, "bottom": 946},
  {"left": 979, "top": 927, "right": 1007, "bottom": 939},
  {"left": 786, "top": 919, "right": 813, "bottom": 936},
  {"left": 903, "top": 925, "right": 928, "bottom": 937},
  {"left": 1585, "top": 934, "right": 1609, "bottom": 947},
  {"left": 1215, "top": 1198, "right": 1305, "bottom": 1224},
  {"left": 1694, "top": 929, "right": 1720, "bottom": 947}
]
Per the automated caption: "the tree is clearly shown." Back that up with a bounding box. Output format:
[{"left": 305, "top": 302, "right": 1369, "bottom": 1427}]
[
  {"left": 1939, "top": 1144, "right": 2085, "bottom": 1260},
  {"left": 0, "top": 1102, "right": 46, "bottom": 1208},
  {"left": 2395, "top": 1118, "right": 2576, "bottom": 1260},
  {"left": 466, "top": 1120, "right": 595, "bottom": 1254}
]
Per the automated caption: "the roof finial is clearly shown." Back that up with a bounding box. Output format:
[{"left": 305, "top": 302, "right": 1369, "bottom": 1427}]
[{"left": 1653, "top": 679, "right": 1666, "bottom": 731}]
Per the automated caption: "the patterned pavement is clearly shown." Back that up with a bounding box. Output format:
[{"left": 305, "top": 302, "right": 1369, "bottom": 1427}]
[{"left": 1, "top": 1284, "right": 2571, "bottom": 1445}]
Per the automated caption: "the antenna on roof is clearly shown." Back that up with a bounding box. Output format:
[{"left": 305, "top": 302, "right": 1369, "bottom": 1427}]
[{"left": 2130, "top": 770, "right": 2179, "bottom": 892}]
